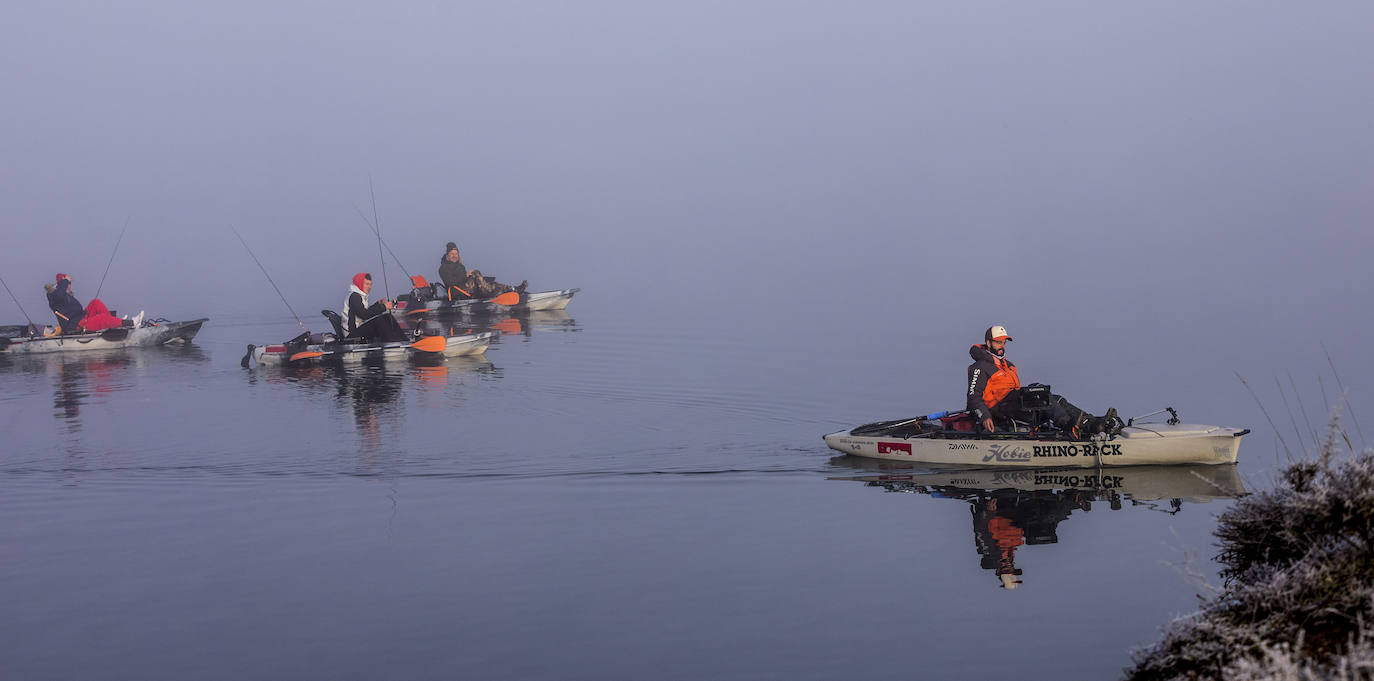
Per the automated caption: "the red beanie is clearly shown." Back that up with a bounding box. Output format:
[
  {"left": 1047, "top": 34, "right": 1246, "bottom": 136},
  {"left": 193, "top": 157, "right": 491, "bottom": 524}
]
[
  {"left": 352, "top": 273, "right": 370, "bottom": 289},
  {"left": 56, "top": 273, "right": 67, "bottom": 282}
]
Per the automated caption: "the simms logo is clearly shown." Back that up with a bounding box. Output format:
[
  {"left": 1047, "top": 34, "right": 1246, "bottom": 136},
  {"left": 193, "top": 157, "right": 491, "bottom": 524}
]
[
  {"left": 877, "top": 442, "right": 912, "bottom": 456},
  {"left": 968, "top": 369, "right": 980, "bottom": 396}
]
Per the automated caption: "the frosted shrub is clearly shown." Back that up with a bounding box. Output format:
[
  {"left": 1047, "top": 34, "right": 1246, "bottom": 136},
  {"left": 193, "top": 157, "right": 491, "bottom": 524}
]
[{"left": 1125, "top": 421, "right": 1374, "bottom": 681}]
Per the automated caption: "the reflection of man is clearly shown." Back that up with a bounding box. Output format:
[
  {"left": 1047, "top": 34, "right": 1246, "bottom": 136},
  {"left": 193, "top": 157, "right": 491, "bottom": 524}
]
[
  {"left": 969, "top": 490, "right": 1085, "bottom": 589},
  {"left": 975, "top": 497, "right": 1025, "bottom": 589}
]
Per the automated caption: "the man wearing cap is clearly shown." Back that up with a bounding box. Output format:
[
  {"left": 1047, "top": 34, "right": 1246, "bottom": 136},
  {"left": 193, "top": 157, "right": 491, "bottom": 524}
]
[
  {"left": 967, "top": 325, "right": 1117, "bottom": 438},
  {"left": 45, "top": 274, "right": 86, "bottom": 334},
  {"left": 44, "top": 273, "right": 123, "bottom": 334},
  {"left": 437, "top": 242, "right": 526, "bottom": 301}
]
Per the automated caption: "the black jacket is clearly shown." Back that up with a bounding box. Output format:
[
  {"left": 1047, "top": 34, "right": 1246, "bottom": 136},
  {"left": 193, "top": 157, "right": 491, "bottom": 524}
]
[
  {"left": 967, "top": 343, "right": 1017, "bottom": 422},
  {"left": 346, "top": 291, "right": 388, "bottom": 334},
  {"left": 47, "top": 279, "right": 85, "bottom": 332},
  {"left": 438, "top": 256, "right": 467, "bottom": 290}
]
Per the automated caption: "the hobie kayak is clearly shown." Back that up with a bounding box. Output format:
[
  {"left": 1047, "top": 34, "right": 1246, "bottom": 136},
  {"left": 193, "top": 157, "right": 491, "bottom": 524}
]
[
  {"left": 244, "top": 310, "right": 491, "bottom": 366},
  {"left": 394, "top": 287, "right": 580, "bottom": 316},
  {"left": 0, "top": 316, "right": 207, "bottom": 354},
  {"left": 823, "top": 408, "right": 1248, "bottom": 467}
]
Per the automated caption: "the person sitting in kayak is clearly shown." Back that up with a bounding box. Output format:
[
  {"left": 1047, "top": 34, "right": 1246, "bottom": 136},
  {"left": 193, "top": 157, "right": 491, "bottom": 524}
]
[
  {"left": 967, "top": 325, "right": 1118, "bottom": 438},
  {"left": 343, "top": 273, "right": 408, "bottom": 343},
  {"left": 44, "top": 273, "right": 123, "bottom": 334},
  {"left": 437, "top": 242, "right": 526, "bottom": 301}
]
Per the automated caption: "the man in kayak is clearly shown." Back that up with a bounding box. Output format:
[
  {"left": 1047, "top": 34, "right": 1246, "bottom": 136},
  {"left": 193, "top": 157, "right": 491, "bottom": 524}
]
[
  {"left": 967, "top": 325, "right": 1118, "bottom": 438},
  {"left": 44, "top": 273, "right": 122, "bottom": 334},
  {"left": 437, "top": 242, "right": 526, "bottom": 300},
  {"left": 343, "top": 273, "right": 408, "bottom": 343}
]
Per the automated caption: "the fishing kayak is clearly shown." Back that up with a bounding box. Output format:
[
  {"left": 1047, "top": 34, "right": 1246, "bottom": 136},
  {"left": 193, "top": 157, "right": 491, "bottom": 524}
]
[
  {"left": 823, "top": 408, "right": 1248, "bottom": 467},
  {"left": 0, "top": 317, "right": 207, "bottom": 354},
  {"left": 394, "top": 287, "right": 580, "bottom": 316},
  {"left": 244, "top": 308, "right": 493, "bottom": 366},
  {"left": 247, "top": 331, "right": 493, "bottom": 365}
]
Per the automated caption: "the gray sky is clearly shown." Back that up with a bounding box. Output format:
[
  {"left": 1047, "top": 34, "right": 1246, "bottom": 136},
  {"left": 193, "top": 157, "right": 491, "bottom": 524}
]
[{"left": 3, "top": 2, "right": 1371, "bottom": 377}]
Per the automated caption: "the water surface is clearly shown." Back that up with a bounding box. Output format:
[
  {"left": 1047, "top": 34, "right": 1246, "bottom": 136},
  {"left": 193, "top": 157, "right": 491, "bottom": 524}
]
[{"left": 0, "top": 302, "right": 1312, "bottom": 681}]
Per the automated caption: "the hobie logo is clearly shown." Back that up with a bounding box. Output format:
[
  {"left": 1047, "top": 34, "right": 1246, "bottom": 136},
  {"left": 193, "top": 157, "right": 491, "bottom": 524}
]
[
  {"left": 981, "top": 444, "right": 1031, "bottom": 463},
  {"left": 878, "top": 442, "right": 912, "bottom": 456}
]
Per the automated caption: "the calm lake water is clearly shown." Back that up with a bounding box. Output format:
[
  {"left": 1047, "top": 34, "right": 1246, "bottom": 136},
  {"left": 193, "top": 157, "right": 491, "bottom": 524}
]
[{"left": 0, "top": 296, "right": 1334, "bottom": 681}]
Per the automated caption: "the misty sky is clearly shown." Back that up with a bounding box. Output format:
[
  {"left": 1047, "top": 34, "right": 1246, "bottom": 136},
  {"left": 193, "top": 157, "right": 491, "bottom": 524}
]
[{"left": 3, "top": 2, "right": 1371, "bottom": 390}]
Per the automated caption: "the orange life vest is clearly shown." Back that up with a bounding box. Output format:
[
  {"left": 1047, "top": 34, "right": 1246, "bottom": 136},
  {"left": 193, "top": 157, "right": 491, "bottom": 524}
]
[{"left": 983, "top": 356, "right": 1021, "bottom": 409}]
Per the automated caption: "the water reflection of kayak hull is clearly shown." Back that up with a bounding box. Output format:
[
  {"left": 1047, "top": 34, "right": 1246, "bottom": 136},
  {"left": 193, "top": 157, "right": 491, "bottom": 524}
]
[{"left": 828, "top": 462, "right": 1245, "bottom": 502}]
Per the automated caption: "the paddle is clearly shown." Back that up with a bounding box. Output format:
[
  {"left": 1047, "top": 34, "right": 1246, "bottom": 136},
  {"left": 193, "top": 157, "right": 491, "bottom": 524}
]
[
  {"left": 488, "top": 291, "right": 519, "bottom": 306},
  {"left": 409, "top": 335, "right": 447, "bottom": 353},
  {"left": 289, "top": 351, "right": 324, "bottom": 362}
]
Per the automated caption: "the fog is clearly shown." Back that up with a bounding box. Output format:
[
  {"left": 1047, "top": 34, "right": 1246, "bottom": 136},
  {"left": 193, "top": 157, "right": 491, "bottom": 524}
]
[{"left": 3, "top": 2, "right": 1371, "bottom": 409}]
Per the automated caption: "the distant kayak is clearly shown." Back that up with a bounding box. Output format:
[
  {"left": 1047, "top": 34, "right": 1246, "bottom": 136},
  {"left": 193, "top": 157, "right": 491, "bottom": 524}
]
[
  {"left": 0, "top": 316, "right": 207, "bottom": 354},
  {"left": 244, "top": 309, "right": 491, "bottom": 366},
  {"left": 394, "top": 287, "right": 580, "bottom": 317},
  {"left": 247, "top": 331, "right": 493, "bottom": 366},
  {"left": 823, "top": 409, "right": 1248, "bottom": 467}
]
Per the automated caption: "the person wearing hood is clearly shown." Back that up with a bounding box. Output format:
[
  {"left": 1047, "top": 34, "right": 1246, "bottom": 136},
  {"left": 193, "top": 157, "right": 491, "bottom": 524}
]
[
  {"left": 437, "top": 242, "right": 526, "bottom": 301},
  {"left": 342, "top": 273, "right": 408, "bottom": 343},
  {"left": 44, "top": 273, "right": 123, "bottom": 334},
  {"left": 966, "top": 325, "right": 1117, "bottom": 438}
]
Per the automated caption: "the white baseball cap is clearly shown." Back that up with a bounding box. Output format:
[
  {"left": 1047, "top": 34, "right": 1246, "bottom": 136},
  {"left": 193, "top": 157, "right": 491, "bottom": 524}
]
[{"left": 985, "top": 325, "right": 1014, "bottom": 342}]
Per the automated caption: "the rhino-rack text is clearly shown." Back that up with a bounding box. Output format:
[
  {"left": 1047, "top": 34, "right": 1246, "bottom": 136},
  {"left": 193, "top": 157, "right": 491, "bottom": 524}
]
[{"left": 1032, "top": 443, "right": 1124, "bottom": 458}]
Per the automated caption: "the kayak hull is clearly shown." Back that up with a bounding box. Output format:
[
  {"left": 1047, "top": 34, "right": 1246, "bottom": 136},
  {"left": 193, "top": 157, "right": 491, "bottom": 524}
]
[
  {"left": 397, "top": 288, "right": 580, "bottom": 316},
  {"left": 0, "top": 318, "right": 208, "bottom": 354},
  {"left": 823, "top": 422, "right": 1247, "bottom": 467},
  {"left": 250, "top": 331, "right": 493, "bottom": 365}
]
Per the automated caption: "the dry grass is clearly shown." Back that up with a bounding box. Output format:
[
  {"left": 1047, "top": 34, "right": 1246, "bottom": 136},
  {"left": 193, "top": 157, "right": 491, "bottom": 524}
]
[{"left": 1125, "top": 416, "right": 1374, "bottom": 681}]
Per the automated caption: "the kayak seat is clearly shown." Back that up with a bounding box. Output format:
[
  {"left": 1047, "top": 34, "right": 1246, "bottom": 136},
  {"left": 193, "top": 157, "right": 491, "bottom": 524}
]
[
  {"left": 940, "top": 413, "right": 977, "bottom": 432},
  {"left": 320, "top": 309, "right": 347, "bottom": 338}
]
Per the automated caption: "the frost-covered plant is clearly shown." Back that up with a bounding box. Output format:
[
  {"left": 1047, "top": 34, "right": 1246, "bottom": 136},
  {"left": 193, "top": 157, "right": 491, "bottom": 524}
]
[{"left": 1125, "top": 415, "right": 1374, "bottom": 681}]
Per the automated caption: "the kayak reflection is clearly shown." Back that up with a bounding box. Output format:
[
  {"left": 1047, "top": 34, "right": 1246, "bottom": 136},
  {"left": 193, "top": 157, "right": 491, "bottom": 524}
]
[
  {"left": 257, "top": 355, "right": 499, "bottom": 452},
  {"left": 397, "top": 309, "right": 578, "bottom": 339},
  {"left": 828, "top": 459, "right": 1246, "bottom": 590},
  {"left": 0, "top": 344, "right": 208, "bottom": 430}
]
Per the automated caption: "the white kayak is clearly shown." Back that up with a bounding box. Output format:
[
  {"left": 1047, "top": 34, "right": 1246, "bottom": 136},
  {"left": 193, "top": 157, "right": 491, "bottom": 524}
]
[
  {"left": 823, "top": 412, "right": 1248, "bottom": 467},
  {"left": 394, "top": 288, "right": 580, "bottom": 316},
  {"left": 0, "top": 317, "right": 207, "bottom": 355},
  {"left": 248, "top": 330, "right": 493, "bottom": 366}
]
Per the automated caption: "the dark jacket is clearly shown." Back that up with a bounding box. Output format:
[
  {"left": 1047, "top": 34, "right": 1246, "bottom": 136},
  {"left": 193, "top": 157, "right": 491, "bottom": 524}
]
[
  {"left": 438, "top": 256, "right": 467, "bottom": 291},
  {"left": 47, "top": 279, "right": 85, "bottom": 333},
  {"left": 346, "top": 291, "right": 388, "bottom": 335},
  {"left": 967, "top": 344, "right": 1020, "bottom": 422}
]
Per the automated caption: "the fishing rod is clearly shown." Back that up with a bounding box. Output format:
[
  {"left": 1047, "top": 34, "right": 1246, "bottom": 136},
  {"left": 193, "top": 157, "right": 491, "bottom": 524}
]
[
  {"left": 0, "top": 274, "right": 39, "bottom": 335},
  {"left": 230, "top": 227, "right": 308, "bottom": 334},
  {"left": 368, "top": 176, "right": 390, "bottom": 300},
  {"left": 352, "top": 203, "right": 415, "bottom": 283},
  {"left": 93, "top": 215, "right": 131, "bottom": 301}
]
